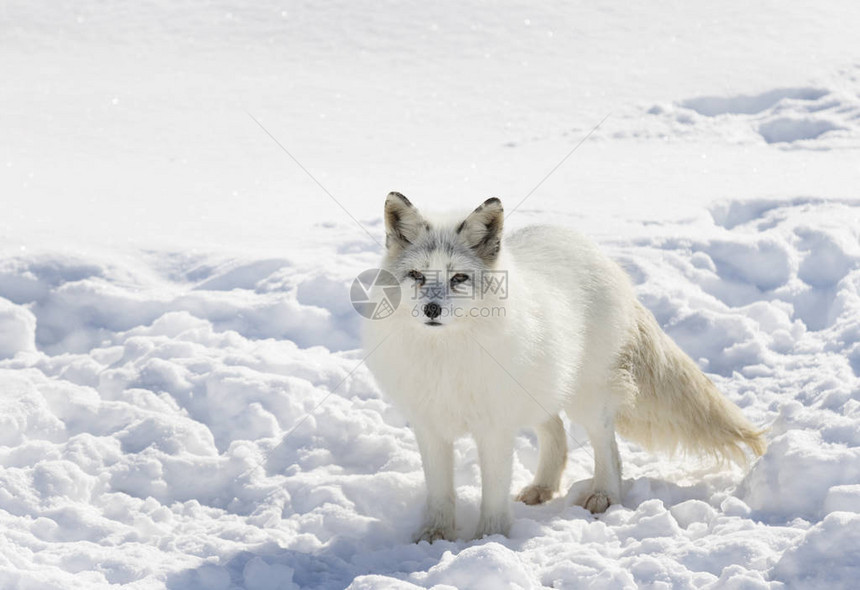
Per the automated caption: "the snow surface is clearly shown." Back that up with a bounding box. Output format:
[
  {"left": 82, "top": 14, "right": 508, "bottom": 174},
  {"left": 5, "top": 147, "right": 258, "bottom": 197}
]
[{"left": 2, "top": 1, "right": 860, "bottom": 589}]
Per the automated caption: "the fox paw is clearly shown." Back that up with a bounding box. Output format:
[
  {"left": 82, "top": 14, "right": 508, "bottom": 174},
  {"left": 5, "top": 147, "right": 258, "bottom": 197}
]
[
  {"left": 474, "top": 512, "right": 513, "bottom": 539},
  {"left": 581, "top": 491, "right": 612, "bottom": 514},
  {"left": 413, "top": 525, "right": 455, "bottom": 544},
  {"left": 516, "top": 484, "right": 555, "bottom": 505}
]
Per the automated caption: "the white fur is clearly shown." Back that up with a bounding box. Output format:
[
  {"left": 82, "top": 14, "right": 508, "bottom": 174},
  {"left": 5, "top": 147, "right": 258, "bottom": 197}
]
[{"left": 363, "top": 199, "right": 765, "bottom": 542}]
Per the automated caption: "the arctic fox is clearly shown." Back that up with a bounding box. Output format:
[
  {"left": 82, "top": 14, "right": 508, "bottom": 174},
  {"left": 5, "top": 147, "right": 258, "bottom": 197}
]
[{"left": 362, "top": 192, "right": 766, "bottom": 542}]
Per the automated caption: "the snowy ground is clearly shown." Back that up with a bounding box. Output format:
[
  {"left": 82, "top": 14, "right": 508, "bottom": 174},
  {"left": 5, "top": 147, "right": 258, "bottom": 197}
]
[{"left": 2, "top": 2, "right": 860, "bottom": 589}]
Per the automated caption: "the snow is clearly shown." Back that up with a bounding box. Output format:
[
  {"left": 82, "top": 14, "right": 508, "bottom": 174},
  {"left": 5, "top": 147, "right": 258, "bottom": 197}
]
[
  {"left": 0, "top": 297, "right": 36, "bottom": 359},
  {"left": 2, "top": 1, "right": 860, "bottom": 588}
]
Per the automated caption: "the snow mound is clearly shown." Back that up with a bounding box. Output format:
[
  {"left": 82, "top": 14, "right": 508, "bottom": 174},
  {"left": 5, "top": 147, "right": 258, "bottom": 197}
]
[
  {"left": 0, "top": 254, "right": 361, "bottom": 355},
  {"left": 758, "top": 117, "right": 843, "bottom": 144},
  {"left": 643, "top": 68, "right": 860, "bottom": 149},
  {"left": 680, "top": 87, "right": 828, "bottom": 117},
  {"left": 772, "top": 512, "right": 860, "bottom": 587},
  {"left": 824, "top": 485, "right": 860, "bottom": 514},
  {"left": 739, "top": 429, "right": 860, "bottom": 521},
  {"left": 0, "top": 297, "right": 37, "bottom": 358}
]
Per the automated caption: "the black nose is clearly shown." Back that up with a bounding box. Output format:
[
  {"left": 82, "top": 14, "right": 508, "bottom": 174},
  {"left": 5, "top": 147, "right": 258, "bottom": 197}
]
[{"left": 423, "top": 302, "right": 442, "bottom": 319}]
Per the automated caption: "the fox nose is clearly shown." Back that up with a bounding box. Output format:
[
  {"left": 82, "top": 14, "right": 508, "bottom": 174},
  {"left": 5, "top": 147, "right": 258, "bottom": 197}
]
[{"left": 423, "top": 302, "right": 442, "bottom": 319}]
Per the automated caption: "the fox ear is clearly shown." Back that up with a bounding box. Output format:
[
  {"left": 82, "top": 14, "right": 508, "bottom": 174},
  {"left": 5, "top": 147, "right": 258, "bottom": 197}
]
[
  {"left": 384, "top": 192, "right": 428, "bottom": 252},
  {"left": 457, "top": 198, "right": 504, "bottom": 263}
]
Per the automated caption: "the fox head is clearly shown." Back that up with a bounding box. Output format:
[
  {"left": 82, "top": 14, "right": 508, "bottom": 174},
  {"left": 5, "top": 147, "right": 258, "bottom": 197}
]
[{"left": 382, "top": 192, "right": 508, "bottom": 328}]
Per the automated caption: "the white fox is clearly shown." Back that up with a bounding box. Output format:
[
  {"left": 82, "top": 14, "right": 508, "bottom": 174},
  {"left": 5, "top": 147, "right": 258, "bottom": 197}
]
[{"left": 362, "top": 192, "right": 766, "bottom": 542}]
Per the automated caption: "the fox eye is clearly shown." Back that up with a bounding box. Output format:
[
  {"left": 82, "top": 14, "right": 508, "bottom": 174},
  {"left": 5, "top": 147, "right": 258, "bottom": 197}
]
[
  {"left": 407, "top": 270, "right": 425, "bottom": 285},
  {"left": 449, "top": 273, "right": 469, "bottom": 286}
]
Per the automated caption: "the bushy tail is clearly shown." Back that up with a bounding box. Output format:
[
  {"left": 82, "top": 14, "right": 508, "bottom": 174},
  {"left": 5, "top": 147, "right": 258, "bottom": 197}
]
[{"left": 614, "top": 301, "right": 767, "bottom": 464}]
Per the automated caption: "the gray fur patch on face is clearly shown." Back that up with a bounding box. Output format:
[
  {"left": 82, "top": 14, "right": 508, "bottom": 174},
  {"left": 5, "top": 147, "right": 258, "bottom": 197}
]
[
  {"left": 395, "top": 228, "right": 484, "bottom": 272},
  {"left": 388, "top": 226, "right": 487, "bottom": 281}
]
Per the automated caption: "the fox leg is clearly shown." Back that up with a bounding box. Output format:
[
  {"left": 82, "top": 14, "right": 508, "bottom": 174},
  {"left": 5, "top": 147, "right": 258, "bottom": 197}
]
[
  {"left": 516, "top": 415, "right": 567, "bottom": 505},
  {"left": 576, "top": 414, "right": 622, "bottom": 513},
  {"left": 474, "top": 430, "right": 515, "bottom": 538},
  {"left": 412, "top": 426, "right": 456, "bottom": 543}
]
